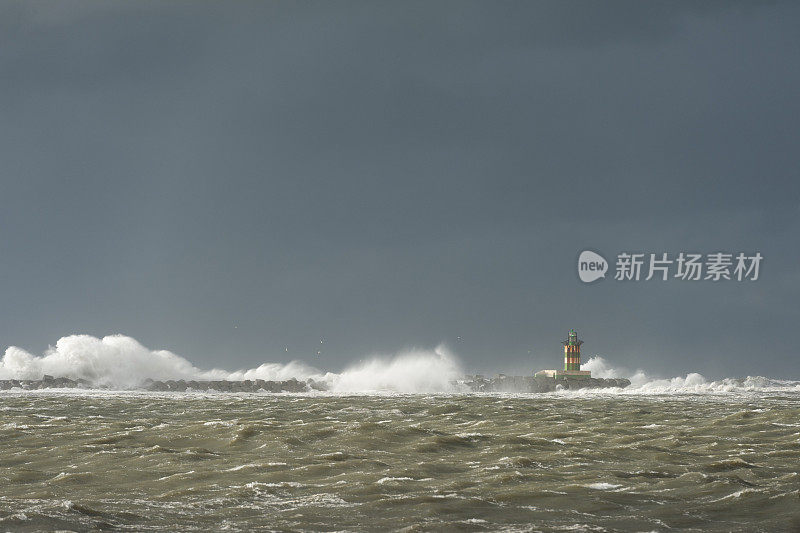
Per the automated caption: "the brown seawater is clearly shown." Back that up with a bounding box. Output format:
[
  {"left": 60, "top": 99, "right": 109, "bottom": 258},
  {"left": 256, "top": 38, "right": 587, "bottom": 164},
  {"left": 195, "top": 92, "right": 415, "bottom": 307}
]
[{"left": 1, "top": 390, "right": 799, "bottom": 532}]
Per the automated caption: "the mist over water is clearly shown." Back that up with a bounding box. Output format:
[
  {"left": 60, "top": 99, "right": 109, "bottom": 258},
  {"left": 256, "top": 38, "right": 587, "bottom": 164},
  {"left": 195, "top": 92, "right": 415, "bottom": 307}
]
[{"left": 1, "top": 334, "right": 798, "bottom": 394}]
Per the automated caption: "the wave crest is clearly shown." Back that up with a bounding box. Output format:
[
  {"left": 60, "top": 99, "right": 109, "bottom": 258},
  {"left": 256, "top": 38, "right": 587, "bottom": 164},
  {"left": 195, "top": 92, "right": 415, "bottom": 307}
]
[
  {"left": 0, "top": 335, "right": 461, "bottom": 392},
  {"left": 2, "top": 336, "right": 798, "bottom": 394},
  {"left": 330, "top": 346, "right": 461, "bottom": 393},
  {"left": 581, "top": 356, "right": 800, "bottom": 394}
]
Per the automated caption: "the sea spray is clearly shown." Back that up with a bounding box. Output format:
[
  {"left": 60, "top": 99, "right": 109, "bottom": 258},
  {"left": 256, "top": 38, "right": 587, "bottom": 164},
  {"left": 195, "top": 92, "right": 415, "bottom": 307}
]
[
  {"left": 579, "top": 355, "right": 800, "bottom": 394},
  {"left": 330, "top": 345, "right": 462, "bottom": 393},
  {"left": 2, "top": 335, "right": 799, "bottom": 394},
  {"left": 0, "top": 335, "right": 211, "bottom": 388},
  {"left": 0, "top": 335, "right": 462, "bottom": 393}
]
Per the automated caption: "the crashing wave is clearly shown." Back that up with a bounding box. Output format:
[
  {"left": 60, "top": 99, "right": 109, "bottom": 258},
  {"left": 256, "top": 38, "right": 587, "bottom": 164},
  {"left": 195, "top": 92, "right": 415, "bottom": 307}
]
[
  {"left": 0, "top": 334, "right": 461, "bottom": 393},
  {"left": 1, "top": 335, "right": 798, "bottom": 394},
  {"left": 579, "top": 356, "right": 800, "bottom": 394}
]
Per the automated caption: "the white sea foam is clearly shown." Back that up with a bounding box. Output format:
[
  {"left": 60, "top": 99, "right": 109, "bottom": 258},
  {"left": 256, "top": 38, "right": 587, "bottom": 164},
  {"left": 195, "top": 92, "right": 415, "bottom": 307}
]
[
  {"left": 0, "top": 335, "right": 211, "bottom": 387},
  {"left": 0, "top": 334, "right": 460, "bottom": 393},
  {"left": 585, "top": 482, "right": 622, "bottom": 490},
  {"left": 1, "top": 335, "right": 798, "bottom": 394},
  {"left": 329, "top": 346, "right": 461, "bottom": 393},
  {"left": 579, "top": 355, "right": 800, "bottom": 395}
]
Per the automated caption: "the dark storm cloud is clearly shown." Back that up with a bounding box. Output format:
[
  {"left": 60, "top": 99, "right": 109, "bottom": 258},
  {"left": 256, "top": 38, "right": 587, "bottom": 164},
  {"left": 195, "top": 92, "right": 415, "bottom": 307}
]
[{"left": 0, "top": 1, "right": 798, "bottom": 378}]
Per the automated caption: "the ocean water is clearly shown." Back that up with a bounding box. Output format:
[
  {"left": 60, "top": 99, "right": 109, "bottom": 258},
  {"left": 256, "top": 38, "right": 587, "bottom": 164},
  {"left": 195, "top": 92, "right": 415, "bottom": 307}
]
[{"left": 2, "top": 389, "right": 800, "bottom": 532}]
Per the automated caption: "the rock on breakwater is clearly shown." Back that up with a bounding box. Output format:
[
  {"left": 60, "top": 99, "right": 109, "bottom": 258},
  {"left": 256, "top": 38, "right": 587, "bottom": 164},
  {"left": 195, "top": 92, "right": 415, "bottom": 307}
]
[
  {"left": 0, "top": 375, "right": 326, "bottom": 392},
  {"left": 460, "top": 374, "right": 630, "bottom": 392}
]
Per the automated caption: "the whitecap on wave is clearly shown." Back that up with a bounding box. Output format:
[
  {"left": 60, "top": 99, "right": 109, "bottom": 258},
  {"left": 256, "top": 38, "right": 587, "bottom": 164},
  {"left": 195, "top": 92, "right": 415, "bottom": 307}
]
[
  {"left": 2, "top": 334, "right": 798, "bottom": 395},
  {"left": 0, "top": 334, "right": 461, "bottom": 393}
]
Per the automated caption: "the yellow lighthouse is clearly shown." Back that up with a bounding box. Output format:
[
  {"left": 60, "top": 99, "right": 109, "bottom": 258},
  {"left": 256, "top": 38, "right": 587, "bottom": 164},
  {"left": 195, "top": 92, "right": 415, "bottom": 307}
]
[
  {"left": 535, "top": 329, "right": 592, "bottom": 380},
  {"left": 564, "top": 329, "right": 582, "bottom": 370}
]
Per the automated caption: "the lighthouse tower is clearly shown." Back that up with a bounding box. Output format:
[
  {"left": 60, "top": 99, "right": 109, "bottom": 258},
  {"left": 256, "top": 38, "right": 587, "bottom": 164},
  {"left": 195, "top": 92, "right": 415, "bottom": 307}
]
[
  {"left": 534, "top": 329, "right": 592, "bottom": 380},
  {"left": 563, "top": 329, "right": 583, "bottom": 371}
]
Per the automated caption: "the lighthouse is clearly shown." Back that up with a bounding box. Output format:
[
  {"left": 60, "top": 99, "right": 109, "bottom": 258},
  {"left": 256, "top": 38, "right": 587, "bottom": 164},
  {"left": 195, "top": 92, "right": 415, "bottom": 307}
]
[
  {"left": 534, "top": 329, "right": 592, "bottom": 380},
  {"left": 563, "top": 329, "right": 583, "bottom": 371}
]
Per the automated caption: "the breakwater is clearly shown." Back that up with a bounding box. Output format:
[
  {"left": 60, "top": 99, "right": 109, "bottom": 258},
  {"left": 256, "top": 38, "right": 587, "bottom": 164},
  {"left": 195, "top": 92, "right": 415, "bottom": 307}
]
[
  {"left": 461, "top": 375, "right": 630, "bottom": 392},
  {"left": 1, "top": 374, "right": 630, "bottom": 393},
  {"left": 0, "top": 375, "right": 323, "bottom": 392}
]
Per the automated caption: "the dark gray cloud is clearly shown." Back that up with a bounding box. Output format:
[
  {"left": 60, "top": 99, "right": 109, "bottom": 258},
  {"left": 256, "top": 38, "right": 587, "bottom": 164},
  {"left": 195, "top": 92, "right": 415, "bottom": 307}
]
[{"left": 1, "top": 1, "right": 798, "bottom": 378}]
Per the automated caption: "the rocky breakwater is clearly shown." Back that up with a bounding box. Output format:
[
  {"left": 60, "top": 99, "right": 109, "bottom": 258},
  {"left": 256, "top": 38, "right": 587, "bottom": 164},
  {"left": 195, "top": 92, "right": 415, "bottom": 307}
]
[
  {"left": 141, "top": 378, "right": 328, "bottom": 392},
  {"left": 0, "top": 375, "right": 329, "bottom": 392},
  {"left": 0, "top": 375, "right": 92, "bottom": 390},
  {"left": 461, "top": 374, "right": 630, "bottom": 393}
]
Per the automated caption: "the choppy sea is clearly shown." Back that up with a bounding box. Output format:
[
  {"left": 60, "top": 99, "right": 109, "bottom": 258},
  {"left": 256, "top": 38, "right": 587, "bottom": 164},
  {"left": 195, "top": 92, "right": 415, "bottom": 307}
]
[{"left": 2, "top": 388, "right": 799, "bottom": 532}]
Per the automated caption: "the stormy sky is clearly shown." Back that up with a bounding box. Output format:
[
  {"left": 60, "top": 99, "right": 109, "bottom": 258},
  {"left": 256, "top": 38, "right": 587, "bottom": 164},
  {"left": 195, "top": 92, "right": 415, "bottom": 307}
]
[{"left": 1, "top": 1, "right": 798, "bottom": 379}]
